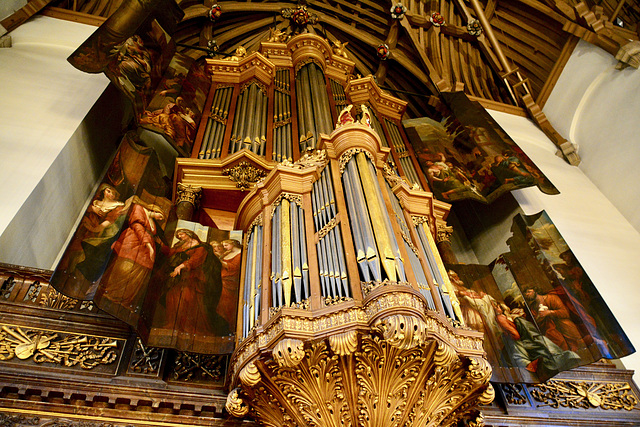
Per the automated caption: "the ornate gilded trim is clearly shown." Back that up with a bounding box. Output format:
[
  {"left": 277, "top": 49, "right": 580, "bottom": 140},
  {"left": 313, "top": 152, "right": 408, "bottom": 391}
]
[
  {"left": 411, "top": 214, "right": 430, "bottom": 226},
  {"left": 222, "top": 161, "right": 267, "bottom": 191},
  {"left": 240, "top": 79, "right": 267, "bottom": 95},
  {"left": 531, "top": 379, "right": 639, "bottom": 411},
  {"left": 317, "top": 216, "right": 338, "bottom": 239},
  {"left": 0, "top": 325, "right": 120, "bottom": 369},
  {"left": 338, "top": 147, "right": 376, "bottom": 175},
  {"left": 271, "top": 192, "right": 304, "bottom": 210}
]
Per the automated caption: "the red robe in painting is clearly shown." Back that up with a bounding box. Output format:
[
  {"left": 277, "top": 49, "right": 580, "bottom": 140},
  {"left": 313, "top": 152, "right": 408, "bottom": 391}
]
[
  {"left": 161, "top": 243, "right": 218, "bottom": 334},
  {"left": 96, "top": 203, "right": 159, "bottom": 322},
  {"left": 217, "top": 252, "right": 241, "bottom": 328}
]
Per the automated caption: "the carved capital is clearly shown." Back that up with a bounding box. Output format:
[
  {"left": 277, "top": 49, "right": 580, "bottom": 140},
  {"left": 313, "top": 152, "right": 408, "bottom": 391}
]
[
  {"left": 436, "top": 223, "right": 454, "bottom": 243},
  {"left": 176, "top": 183, "right": 202, "bottom": 208}
]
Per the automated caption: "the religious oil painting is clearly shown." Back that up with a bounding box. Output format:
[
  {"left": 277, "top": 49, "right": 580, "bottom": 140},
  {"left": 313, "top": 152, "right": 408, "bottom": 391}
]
[
  {"left": 404, "top": 92, "right": 558, "bottom": 204},
  {"left": 138, "top": 54, "right": 210, "bottom": 157},
  {"left": 143, "top": 220, "right": 242, "bottom": 354},
  {"left": 447, "top": 212, "right": 634, "bottom": 384},
  {"left": 68, "top": 2, "right": 210, "bottom": 157},
  {"left": 52, "top": 135, "right": 242, "bottom": 354},
  {"left": 51, "top": 132, "right": 172, "bottom": 309}
]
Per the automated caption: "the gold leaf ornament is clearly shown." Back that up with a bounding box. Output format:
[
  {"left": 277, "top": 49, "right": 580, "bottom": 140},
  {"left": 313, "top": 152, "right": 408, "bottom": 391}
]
[
  {"left": 239, "top": 361, "right": 261, "bottom": 386},
  {"left": 376, "top": 314, "right": 428, "bottom": 349},
  {"left": 272, "top": 338, "right": 305, "bottom": 367}
]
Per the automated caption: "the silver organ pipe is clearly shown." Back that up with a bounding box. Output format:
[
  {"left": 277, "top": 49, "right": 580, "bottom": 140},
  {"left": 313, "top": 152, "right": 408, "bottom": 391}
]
[
  {"left": 199, "top": 85, "right": 233, "bottom": 159},
  {"left": 385, "top": 119, "right": 423, "bottom": 189},
  {"left": 295, "top": 62, "right": 333, "bottom": 152}
]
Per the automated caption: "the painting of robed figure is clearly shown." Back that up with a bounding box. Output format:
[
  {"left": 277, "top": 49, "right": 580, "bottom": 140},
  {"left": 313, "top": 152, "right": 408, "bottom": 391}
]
[
  {"left": 446, "top": 212, "right": 634, "bottom": 384},
  {"left": 140, "top": 221, "right": 242, "bottom": 354},
  {"left": 52, "top": 134, "right": 242, "bottom": 355},
  {"left": 404, "top": 92, "right": 558, "bottom": 204}
]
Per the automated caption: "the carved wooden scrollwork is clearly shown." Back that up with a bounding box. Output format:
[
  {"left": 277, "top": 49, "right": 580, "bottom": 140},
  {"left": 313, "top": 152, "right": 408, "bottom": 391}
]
[
  {"left": 272, "top": 338, "right": 305, "bottom": 367},
  {"left": 232, "top": 328, "right": 492, "bottom": 426},
  {"left": 226, "top": 388, "right": 250, "bottom": 417},
  {"left": 0, "top": 325, "right": 120, "bottom": 369},
  {"left": 530, "top": 379, "right": 639, "bottom": 411},
  {"left": 222, "top": 161, "right": 267, "bottom": 191}
]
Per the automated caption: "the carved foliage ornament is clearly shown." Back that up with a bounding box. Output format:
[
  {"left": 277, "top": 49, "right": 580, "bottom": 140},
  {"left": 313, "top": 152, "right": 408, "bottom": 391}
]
[
  {"left": 0, "top": 325, "right": 119, "bottom": 369},
  {"left": 222, "top": 161, "right": 267, "bottom": 191},
  {"left": 531, "top": 379, "right": 638, "bottom": 411},
  {"left": 232, "top": 325, "right": 492, "bottom": 427}
]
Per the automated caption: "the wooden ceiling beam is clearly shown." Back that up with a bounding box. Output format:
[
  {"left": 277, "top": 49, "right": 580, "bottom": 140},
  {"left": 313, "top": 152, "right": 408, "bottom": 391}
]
[{"left": 1, "top": 0, "right": 56, "bottom": 35}]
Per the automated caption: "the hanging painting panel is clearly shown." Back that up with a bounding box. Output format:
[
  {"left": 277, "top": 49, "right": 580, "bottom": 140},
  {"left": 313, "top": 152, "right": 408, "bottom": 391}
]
[
  {"left": 141, "top": 220, "right": 242, "bottom": 354},
  {"left": 404, "top": 92, "right": 558, "bottom": 203},
  {"left": 446, "top": 211, "right": 634, "bottom": 383},
  {"left": 51, "top": 134, "right": 242, "bottom": 354},
  {"left": 51, "top": 131, "right": 172, "bottom": 308}
]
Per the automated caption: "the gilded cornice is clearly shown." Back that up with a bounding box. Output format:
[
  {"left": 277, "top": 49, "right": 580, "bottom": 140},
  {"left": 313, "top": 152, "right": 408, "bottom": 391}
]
[
  {"left": 345, "top": 75, "right": 408, "bottom": 119},
  {"left": 229, "top": 286, "right": 484, "bottom": 386},
  {"left": 320, "top": 123, "right": 390, "bottom": 170},
  {"left": 206, "top": 51, "right": 275, "bottom": 86}
]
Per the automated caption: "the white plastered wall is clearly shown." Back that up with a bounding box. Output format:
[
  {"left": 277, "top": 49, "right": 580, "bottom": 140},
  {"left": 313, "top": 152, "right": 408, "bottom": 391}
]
[
  {"left": 0, "top": 16, "right": 113, "bottom": 269},
  {"left": 487, "top": 108, "right": 640, "bottom": 383}
]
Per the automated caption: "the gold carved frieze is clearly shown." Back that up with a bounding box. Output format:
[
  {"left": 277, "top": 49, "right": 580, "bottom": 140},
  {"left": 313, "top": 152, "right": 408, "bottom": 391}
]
[
  {"left": 530, "top": 379, "right": 639, "bottom": 411},
  {"left": 222, "top": 161, "right": 267, "bottom": 191},
  {"left": 0, "top": 325, "right": 121, "bottom": 371}
]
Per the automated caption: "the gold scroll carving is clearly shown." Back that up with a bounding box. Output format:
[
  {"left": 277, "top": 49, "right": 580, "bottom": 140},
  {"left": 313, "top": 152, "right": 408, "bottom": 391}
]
[
  {"left": 0, "top": 325, "right": 120, "bottom": 369},
  {"left": 531, "top": 379, "right": 639, "bottom": 411}
]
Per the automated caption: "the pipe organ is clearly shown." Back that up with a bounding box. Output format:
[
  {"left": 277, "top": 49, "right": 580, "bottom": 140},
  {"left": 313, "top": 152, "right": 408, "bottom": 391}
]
[{"left": 177, "top": 33, "right": 493, "bottom": 425}]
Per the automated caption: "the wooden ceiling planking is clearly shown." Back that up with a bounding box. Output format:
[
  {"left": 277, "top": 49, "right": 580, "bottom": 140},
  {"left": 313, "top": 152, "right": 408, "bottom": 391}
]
[
  {"left": 491, "top": 17, "right": 558, "bottom": 71},
  {"left": 23, "top": 0, "right": 627, "bottom": 123}
]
